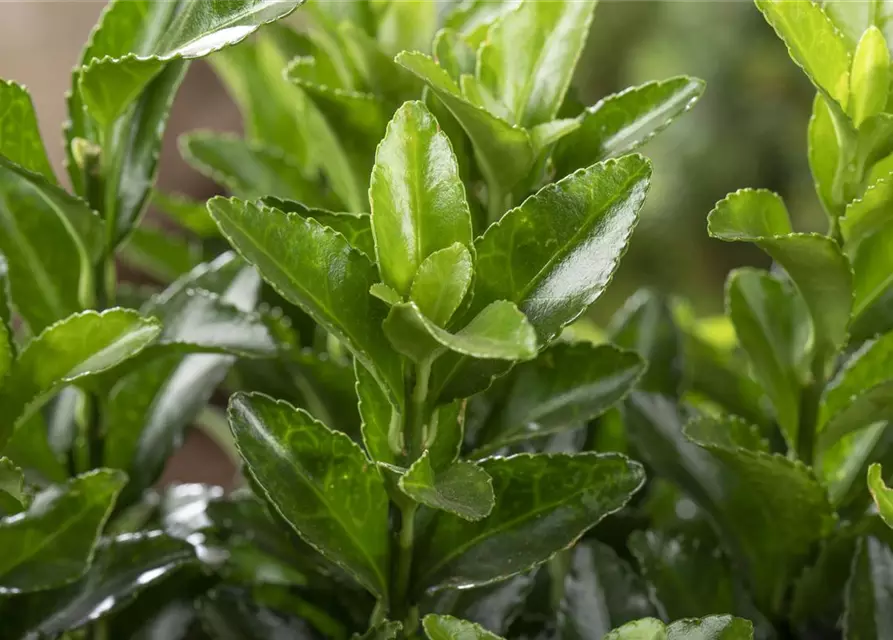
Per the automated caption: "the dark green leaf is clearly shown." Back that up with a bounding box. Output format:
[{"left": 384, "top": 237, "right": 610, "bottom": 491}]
[
  {"left": 0, "top": 469, "right": 126, "bottom": 593},
  {"left": 423, "top": 615, "right": 503, "bottom": 640},
  {"left": 726, "top": 268, "right": 811, "bottom": 450},
  {"left": 0, "top": 457, "right": 25, "bottom": 514},
  {"left": 208, "top": 197, "right": 404, "bottom": 408},
  {"left": 198, "top": 587, "right": 320, "bottom": 640},
  {"left": 0, "top": 309, "right": 161, "bottom": 449},
  {"left": 844, "top": 536, "right": 893, "bottom": 639},
  {"left": 370, "top": 101, "right": 473, "bottom": 296},
  {"left": 119, "top": 225, "right": 200, "bottom": 283},
  {"left": 554, "top": 77, "right": 705, "bottom": 179},
  {"left": 399, "top": 452, "right": 495, "bottom": 521},
  {"left": 0, "top": 80, "right": 56, "bottom": 181},
  {"left": 604, "top": 616, "right": 754, "bottom": 640},
  {"left": 355, "top": 361, "right": 398, "bottom": 465},
  {"left": 411, "top": 244, "right": 474, "bottom": 328},
  {"left": 412, "top": 452, "right": 645, "bottom": 590},
  {"left": 228, "top": 393, "right": 390, "bottom": 598},
  {"left": 708, "top": 188, "right": 853, "bottom": 361}
]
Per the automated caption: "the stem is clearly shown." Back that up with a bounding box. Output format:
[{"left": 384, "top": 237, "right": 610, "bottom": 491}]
[
  {"left": 408, "top": 359, "right": 432, "bottom": 459},
  {"left": 487, "top": 179, "right": 511, "bottom": 225},
  {"left": 391, "top": 502, "right": 419, "bottom": 633}
]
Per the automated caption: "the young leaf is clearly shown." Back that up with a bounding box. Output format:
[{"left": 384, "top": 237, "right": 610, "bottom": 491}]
[
  {"left": 840, "top": 177, "right": 893, "bottom": 254},
  {"left": 479, "top": 343, "right": 644, "bottom": 452},
  {"left": 411, "top": 243, "right": 474, "bottom": 327},
  {"left": 397, "top": 52, "right": 535, "bottom": 193},
  {"left": 553, "top": 77, "right": 705, "bottom": 179},
  {"left": 708, "top": 189, "right": 853, "bottom": 361},
  {"left": 476, "top": 0, "right": 597, "bottom": 127},
  {"left": 867, "top": 463, "right": 893, "bottom": 528},
  {"left": 0, "top": 80, "right": 56, "bottom": 181},
  {"left": 384, "top": 300, "right": 537, "bottom": 363},
  {"left": 423, "top": 615, "right": 503, "bottom": 640},
  {"left": 604, "top": 616, "right": 754, "bottom": 640},
  {"left": 852, "top": 223, "right": 893, "bottom": 319},
  {"left": 0, "top": 309, "right": 161, "bottom": 448},
  {"left": 228, "top": 393, "right": 390, "bottom": 599},
  {"left": 433, "top": 29, "right": 477, "bottom": 81},
  {"left": 208, "top": 197, "right": 404, "bottom": 408},
  {"left": 809, "top": 95, "right": 841, "bottom": 220},
  {"left": 843, "top": 536, "right": 893, "bottom": 638},
  {"left": 412, "top": 452, "right": 645, "bottom": 590},
  {"left": 399, "top": 452, "right": 495, "bottom": 521},
  {"left": 180, "top": 132, "right": 330, "bottom": 207},
  {"left": 850, "top": 26, "right": 891, "bottom": 127},
  {"left": 755, "top": 0, "right": 851, "bottom": 108},
  {"left": 370, "top": 101, "right": 473, "bottom": 296},
  {"left": 726, "top": 269, "right": 811, "bottom": 450},
  {"left": 0, "top": 469, "right": 126, "bottom": 594}
]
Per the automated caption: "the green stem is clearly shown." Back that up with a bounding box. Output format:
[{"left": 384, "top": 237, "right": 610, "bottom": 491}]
[
  {"left": 392, "top": 502, "right": 419, "bottom": 633},
  {"left": 408, "top": 359, "right": 432, "bottom": 460}
]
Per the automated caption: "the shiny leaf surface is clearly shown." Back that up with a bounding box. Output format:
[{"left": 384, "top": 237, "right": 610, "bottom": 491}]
[
  {"left": 868, "top": 463, "right": 893, "bottom": 529},
  {"left": 0, "top": 80, "right": 55, "bottom": 181},
  {"left": 424, "top": 615, "right": 502, "bottom": 640},
  {"left": 604, "top": 616, "right": 754, "bottom": 640},
  {"left": 399, "top": 452, "right": 495, "bottom": 521},
  {"left": 411, "top": 243, "right": 474, "bottom": 328}
]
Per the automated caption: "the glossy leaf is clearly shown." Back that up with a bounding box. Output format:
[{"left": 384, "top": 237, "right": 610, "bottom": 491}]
[
  {"left": 198, "top": 587, "right": 322, "bottom": 640},
  {"left": 412, "top": 452, "right": 645, "bottom": 590},
  {"left": 605, "top": 616, "right": 754, "bottom": 640},
  {"left": 708, "top": 189, "right": 853, "bottom": 360},
  {"left": 0, "top": 80, "right": 55, "bottom": 180},
  {"left": 850, "top": 26, "right": 890, "bottom": 127},
  {"left": 477, "top": 0, "right": 597, "bottom": 127},
  {"left": 411, "top": 244, "right": 474, "bottom": 327},
  {"left": 228, "top": 393, "right": 390, "bottom": 598},
  {"left": 868, "top": 464, "right": 893, "bottom": 529},
  {"left": 844, "top": 536, "right": 893, "bottom": 639},
  {"left": 756, "top": 0, "right": 851, "bottom": 107},
  {"left": 370, "top": 101, "right": 473, "bottom": 296},
  {"left": 399, "top": 452, "right": 494, "bottom": 521},
  {"left": 423, "top": 615, "right": 502, "bottom": 640},
  {"left": 841, "top": 176, "right": 893, "bottom": 254},
  {"left": 208, "top": 197, "right": 404, "bottom": 407},
  {"left": 809, "top": 95, "right": 840, "bottom": 219},
  {"left": 852, "top": 223, "right": 893, "bottom": 318},
  {"left": 824, "top": 1, "right": 893, "bottom": 48},
  {"left": 0, "top": 457, "right": 25, "bottom": 514},
  {"left": 356, "top": 361, "right": 398, "bottom": 466},
  {"left": 397, "top": 52, "right": 534, "bottom": 192},
  {"left": 384, "top": 300, "right": 537, "bottom": 363},
  {"left": 727, "top": 268, "right": 810, "bottom": 450},
  {"left": 480, "top": 343, "right": 644, "bottom": 452},
  {"left": 554, "top": 77, "right": 705, "bottom": 179},
  {"left": 0, "top": 469, "right": 126, "bottom": 594},
  {"left": 0, "top": 309, "right": 161, "bottom": 449}
]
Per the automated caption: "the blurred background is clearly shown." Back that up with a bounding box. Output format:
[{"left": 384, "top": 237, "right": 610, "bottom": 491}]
[{"left": 0, "top": 0, "right": 818, "bottom": 480}]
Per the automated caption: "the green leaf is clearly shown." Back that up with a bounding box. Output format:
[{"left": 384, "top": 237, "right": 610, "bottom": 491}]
[
  {"left": 685, "top": 416, "right": 836, "bottom": 614},
  {"left": 726, "top": 268, "right": 811, "bottom": 450},
  {"left": 868, "top": 463, "right": 893, "bottom": 528},
  {"left": 384, "top": 300, "right": 537, "bottom": 363},
  {"left": 559, "top": 540, "right": 658, "bottom": 639},
  {"left": 412, "top": 452, "right": 645, "bottom": 590},
  {"left": 844, "top": 536, "right": 893, "bottom": 639},
  {"left": 0, "top": 457, "right": 25, "bottom": 514},
  {"left": 399, "top": 452, "right": 495, "bottom": 521},
  {"left": 478, "top": 343, "right": 644, "bottom": 453},
  {"left": 411, "top": 244, "right": 473, "bottom": 327},
  {"left": 118, "top": 225, "right": 200, "bottom": 283},
  {"left": 0, "top": 80, "right": 56, "bottom": 181},
  {"left": 708, "top": 188, "right": 853, "bottom": 361},
  {"left": 152, "top": 190, "right": 219, "bottom": 238},
  {"left": 756, "top": 0, "right": 851, "bottom": 108},
  {"left": 554, "top": 77, "right": 705, "bottom": 179},
  {"left": 397, "top": 52, "right": 534, "bottom": 193},
  {"left": 13, "top": 531, "right": 195, "bottom": 636},
  {"left": 180, "top": 132, "right": 330, "bottom": 206},
  {"left": 423, "top": 615, "right": 504, "bottom": 640},
  {"left": 809, "top": 95, "right": 840, "bottom": 220},
  {"left": 0, "top": 309, "right": 161, "bottom": 449},
  {"left": 819, "top": 331, "right": 893, "bottom": 449},
  {"left": 376, "top": 0, "right": 437, "bottom": 56},
  {"left": 840, "top": 176, "right": 893, "bottom": 254},
  {"left": 370, "top": 101, "right": 473, "bottom": 296},
  {"left": 198, "top": 587, "right": 323, "bottom": 640},
  {"left": 356, "top": 360, "right": 398, "bottom": 465},
  {"left": 824, "top": 1, "right": 893, "bottom": 48},
  {"left": 0, "top": 469, "right": 126, "bottom": 594},
  {"left": 476, "top": 0, "right": 597, "bottom": 127},
  {"left": 77, "top": 0, "right": 303, "bottom": 125},
  {"left": 852, "top": 223, "right": 893, "bottom": 318},
  {"left": 604, "top": 616, "right": 754, "bottom": 640},
  {"left": 444, "top": 0, "right": 524, "bottom": 49},
  {"left": 0, "top": 154, "right": 103, "bottom": 333},
  {"left": 228, "top": 392, "right": 390, "bottom": 599},
  {"left": 850, "top": 26, "right": 890, "bottom": 127},
  {"left": 208, "top": 197, "right": 404, "bottom": 408},
  {"left": 433, "top": 29, "right": 476, "bottom": 81}
]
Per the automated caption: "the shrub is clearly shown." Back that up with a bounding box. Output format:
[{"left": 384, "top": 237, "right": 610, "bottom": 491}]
[{"left": 3, "top": 1, "right": 892, "bottom": 639}]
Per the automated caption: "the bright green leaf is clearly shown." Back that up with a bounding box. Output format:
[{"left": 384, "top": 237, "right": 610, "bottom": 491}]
[
  {"left": 809, "top": 95, "right": 841, "bottom": 220},
  {"left": 228, "top": 392, "right": 390, "bottom": 599},
  {"left": 605, "top": 616, "right": 754, "bottom": 640},
  {"left": 423, "top": 615, "right": 503, "bottom": 640},
  {"left": 433, "top": 29, "right": 476, "bottom": 81},
  {"left": 868, "top": 463, "right": 893, "bottom": 528},
  {"left": 410, "top": 244, "right": 473, "bottom": 329},
  {"left": 840, "top": 176, "right": 893, "bottom": 254},
  {"left": 0, "top": 80, "right": 56, "bottom": 181},
  {"left": 399, "top": 452, "right": 495, "bottom": 521},
  {"left": 850, "top": 26, "right": 891, "bottom": 127},
  {"left": 852, "top": 223, "right": 893, "bottom": 318}
]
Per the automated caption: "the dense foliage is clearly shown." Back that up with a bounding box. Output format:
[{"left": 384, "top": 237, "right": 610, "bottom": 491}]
[{"left": 2, "top": 1, "right": 893, "bottom": 639}]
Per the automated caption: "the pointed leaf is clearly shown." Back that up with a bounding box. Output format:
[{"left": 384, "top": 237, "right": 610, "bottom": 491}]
[
  {"left": 868, "top": 463, "right": 893, "bottom": 529},
  {"left": 397, "top": 52, "right": 534, "bottom": 192},
  {"left": 841, "top": 176, "right": 893, "bottom": 254},
  {"left": 399, "top": 452, "right": 494, "bottom": 521},
  {"left": 844, "top": 536, "right": 893, "bottom": 639},
  {"left": 356, "top": 361, "right": 398, "bottom": 465},
  {"left": 208, "top": 197, "right": 404, "bottom": 408},
  {"left": 727, "top": 268, "right": 811, "bottom": 450},
  {"left": 708, "top": 189, "right": 853, "bottom": 361},
  {"left": 0, "top": 469, "right": 126, "bottom": 594},
  {"left": 554, "top": 77, "right": 705, "bottom": 179},
  {"left": 477, "top": 0, "right": 597, "bottom": 127},
  {"left": 0, "top": 458, "right": 25, "bottom": 514},
  {"left": 0, "top": 309, "right": 161, "bottom": 449},
  {"left": 412, "top": 452, "right": 645, "bottom": 590},
  {"left": 480, "top": 343, "right": 644, "bottom": 452},
  {"left": 411, "top": 244, "right": 474, "bottom": 327},
  {"left": 228, "top": 393, "right": 390, "bottom": 599},
  {"left": 370, "top": 101, "right": 473, "bottom": 296},
  {"left": 852, "top": 223, "right": 893, "bottom": 318},
  {"left": 809, "top": 95, "right": 840, "bottom": 220},
  {"left": 0, "top": 80, "right": 55, "bottom": 181},
  {"left": 605, "top": 616, "right": 754, "bottom": 640},
  {"left": 385, "top": 300, "right": 537, "bottom": 363},
  {"left": 756, "top": 0, "right": 851, "bottom": 108},
  {"left": 423, "top": 615, "right": 503, "bottom": 640}
]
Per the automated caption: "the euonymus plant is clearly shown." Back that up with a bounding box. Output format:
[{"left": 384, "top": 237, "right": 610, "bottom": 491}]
[{"left": 9, "top": 0, "right": 893, "bottom": 639}]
